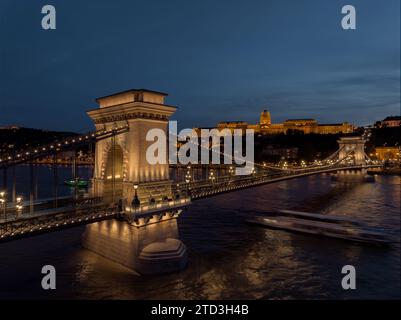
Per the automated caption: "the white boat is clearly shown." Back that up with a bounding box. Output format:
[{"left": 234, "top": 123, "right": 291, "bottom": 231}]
[{"left": 247, "top": 210, "right": 391, "bottom": 245}]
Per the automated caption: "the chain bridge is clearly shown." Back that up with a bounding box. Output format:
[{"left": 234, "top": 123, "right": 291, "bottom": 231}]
[{"left": 0, "top": 89, "right": 381, "bottom": 274}]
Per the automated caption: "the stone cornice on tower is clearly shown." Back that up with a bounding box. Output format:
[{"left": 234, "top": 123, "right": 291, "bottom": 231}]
[
  {"left": 87, "top": 88, "right": 177, "bottom": 124},
  {"left": 87, "top": 102, "right": 177, "bottom": 124}
]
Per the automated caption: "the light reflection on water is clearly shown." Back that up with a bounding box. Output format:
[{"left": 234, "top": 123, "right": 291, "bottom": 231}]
[{"left": 0, "top": 167, "right": 399, "bottom": 299}]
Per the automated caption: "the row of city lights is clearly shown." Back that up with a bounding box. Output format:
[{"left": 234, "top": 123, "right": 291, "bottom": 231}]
[
  {"left": 193, "top": 162, "right": 378, "bottom": 199},
  {"left": 179, "top": 155, "right": 379, "bottom": 181},
  {"left": 0, "top": 125, "right": 129, "bottom": 163},
  {"left": 0, "top": 191, "right": 24, "bottom": 221},
  {"left": 1, "top": 210, "right": 116, "bottom": 239}
]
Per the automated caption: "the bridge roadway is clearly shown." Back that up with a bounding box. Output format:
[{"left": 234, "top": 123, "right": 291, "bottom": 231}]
[
  {"left": 2, "top": 195, "right": 103, "bottom": 218},
  {"left": 0, "top": 197, "right": 117, "bottom": 242},
  {"left": 0, "top": 195, "right": 190, "bottom": 242},
  {"left": 0, "top": 164, "right": 380, "bottom": 242}
]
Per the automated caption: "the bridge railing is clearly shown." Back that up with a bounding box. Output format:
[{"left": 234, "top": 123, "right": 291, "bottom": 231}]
[
  {"left": 125, "top": 197, "right": 191, "bottom": 217},
  {"left": 0, "top": 202, "right": 117, "bottom": 241},
  {"left": 1, "top": 195, "right": 103, "bottom": 222},
  {"left": 178, "top": 163, "right": 380, "bottom": 199}
]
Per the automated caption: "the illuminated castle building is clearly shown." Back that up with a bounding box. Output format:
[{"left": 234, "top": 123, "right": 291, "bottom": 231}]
[{"left": 203, "top": 110, "right": 355, "bottom": 135}]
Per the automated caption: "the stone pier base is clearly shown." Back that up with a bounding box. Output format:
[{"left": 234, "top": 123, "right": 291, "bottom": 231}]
[
  {"left": 138, "top": 238, "right": 187, "bottom": 275},
  {"left": 82, "top": 218, "right": 187, "bottom": 275}
]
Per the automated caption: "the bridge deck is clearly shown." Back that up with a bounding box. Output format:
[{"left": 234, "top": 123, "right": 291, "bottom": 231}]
[
  {"left": 0, "top": 196, "right": 191, "bottom": 242},
  {"left": 0, "top": 202, "right": 117, "bottom": 242},
  {"left": 0, "top": 164, "right": 380, "bottom": 242},
  {"left": 180, "top": 164, "right": 380, "bottom": 199}
]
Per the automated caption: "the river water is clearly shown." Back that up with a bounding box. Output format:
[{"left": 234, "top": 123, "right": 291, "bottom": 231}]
[{"left": 0, "top": 165, "right": 399, "bottom": 299}]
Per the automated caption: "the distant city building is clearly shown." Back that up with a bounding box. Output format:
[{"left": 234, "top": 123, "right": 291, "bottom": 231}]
[
  {"left": 373, "top": 146, "right": 401, "bottom": 161},
  {"left": 195, "top": 110, "right": 355, "bottom": 135},
  {"left": 217, "top": 121, "right": 248, "bottom": 132},
  {"left": 262, "top": 145, "right": 299, "bottom": 159},
  {"left": 378, "top": 116, "right": 401, "bottom": 128}
]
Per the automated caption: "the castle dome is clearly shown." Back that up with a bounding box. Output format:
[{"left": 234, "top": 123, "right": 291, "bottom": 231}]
[{"left": 260, "top": 110, "right": 271, "bottom": 126}]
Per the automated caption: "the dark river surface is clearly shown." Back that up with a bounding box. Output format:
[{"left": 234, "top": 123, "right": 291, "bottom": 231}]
[{"left": 0, "top": 165, "right": 399, "bottom": 299}]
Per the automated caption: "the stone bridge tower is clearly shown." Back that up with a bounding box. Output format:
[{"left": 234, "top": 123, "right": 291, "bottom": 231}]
[
  {"left": 87, "top": 89, "right": 176, "bottom": 204},
  {"left": 337, "top": 136, "right": 367, "bottom": 165},
  {"left": 84, "top": 89, "right": 188, "bottom": 275},
  {"left": 335, "top": 136, "right": 374, "bottom": 182}
]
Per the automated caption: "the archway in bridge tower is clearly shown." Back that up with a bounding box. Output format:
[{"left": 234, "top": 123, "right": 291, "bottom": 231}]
[{"left": 103, "top": 144, "right": 124, "bottom": 201}]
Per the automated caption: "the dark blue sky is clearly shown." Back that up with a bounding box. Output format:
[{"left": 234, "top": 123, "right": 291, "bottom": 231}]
[{"left": 0, "top": 0, "right": 399, "bottom": 132}]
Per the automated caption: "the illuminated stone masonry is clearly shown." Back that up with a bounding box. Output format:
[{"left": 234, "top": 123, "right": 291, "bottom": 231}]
[
  {"left": 84, "top": 89, "right": 188, "bottom": 275},
  {"left": 87, "top": 89, "right": 176, "bottom": 204}
]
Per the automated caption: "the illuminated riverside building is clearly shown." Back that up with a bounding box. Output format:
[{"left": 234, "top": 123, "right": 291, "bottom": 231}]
[
  {"left": 373, "top": 146, "right": 401, "bottom": 161},
  {"left": 198, "top": 110, "right": 355, "bottom": 135}
]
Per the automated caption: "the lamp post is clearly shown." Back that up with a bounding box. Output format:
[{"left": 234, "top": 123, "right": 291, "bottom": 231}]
[
  {"left": 185, "top": 166, "right": 191, "bottom": 184},
  {"left": 184, "top": 167, "right": 192, "bottom": 196},
  {"left": 176, "top": 183, "right": 180, "bottom": 200},
  {"left": 132, "top": 184, "right": 140, "bottom": 213},
  {"left": 16, "top": 196, "right": 23, "bottom": 217},
  {"left": 0, "top": 191, "right": 7, "bottom": 221},
  {"left": 209, "top": 170, "right": 215, "bottom": 184}
]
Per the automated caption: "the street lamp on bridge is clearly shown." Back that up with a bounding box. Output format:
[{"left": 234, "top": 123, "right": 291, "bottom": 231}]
[
  {"left": 185, "top": 166, "right": 192, "bottom": 183},
  {"left": 16, "top": 196, "right": 23, "bottom": 216},
  {"left": 131, "top": 184, "right": 140, "bottom": 213},
  {"left": 209, "top": 170, "right": 215, "bottom": 183},
  {"left": 0, "top": 191, "right": 7, "bottom": 221}
]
